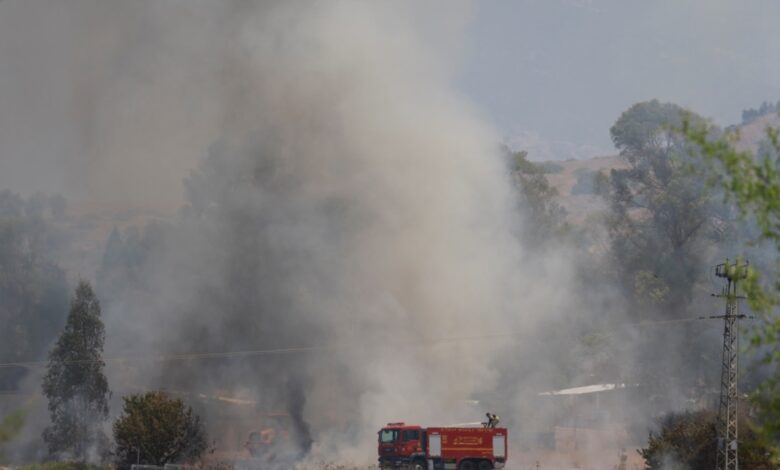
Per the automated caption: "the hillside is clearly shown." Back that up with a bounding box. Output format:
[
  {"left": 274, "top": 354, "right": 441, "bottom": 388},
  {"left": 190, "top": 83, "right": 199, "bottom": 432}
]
[
  {"left": 538, "top": 155, "right": 625, "bottom": 224},
  {"left": 539, "top": 110, "right": 780, "bottom": 224},
  {"left": 54, "top": 111, "right": 780, "bottom": 280}
]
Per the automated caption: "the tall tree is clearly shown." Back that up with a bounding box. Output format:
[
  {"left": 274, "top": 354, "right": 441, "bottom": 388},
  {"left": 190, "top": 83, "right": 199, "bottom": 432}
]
[
  {"left": 42, "top": 282, "right": 110, "bottom": 461},
  {"left": 599, "top": 101, "right": 734, "bottom": 409},
  {"left": 508, "top": 148, "right": 568, "bottom": 243},
  {"left": 685, "top": 117, "right": 780, "bottom": 457},
  {"left": 604, "top": 100, "right": 712, "bottom": 316},
  {"left": 0, "top": 409, "right": 26, "bottom": 461}
]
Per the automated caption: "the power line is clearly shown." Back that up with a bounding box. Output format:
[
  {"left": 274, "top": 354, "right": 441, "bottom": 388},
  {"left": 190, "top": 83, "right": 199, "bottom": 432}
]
[{"left": 0, "top": 316, "right": 721, "bottom": 371}]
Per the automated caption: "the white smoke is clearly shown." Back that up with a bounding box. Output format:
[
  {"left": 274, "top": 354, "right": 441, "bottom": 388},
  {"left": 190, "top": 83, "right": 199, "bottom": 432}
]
[
  {"left": 91, "top": 1, "right": 576, "bottom": 464},
  {"left": 0, "top": 1, "right": 589, "bottom": 466}
]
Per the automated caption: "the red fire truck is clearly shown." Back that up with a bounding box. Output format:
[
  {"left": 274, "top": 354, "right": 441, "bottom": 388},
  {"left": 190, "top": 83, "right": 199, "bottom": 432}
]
[{"left": 377, "top": 422, "right": 508, "bottom": 470}]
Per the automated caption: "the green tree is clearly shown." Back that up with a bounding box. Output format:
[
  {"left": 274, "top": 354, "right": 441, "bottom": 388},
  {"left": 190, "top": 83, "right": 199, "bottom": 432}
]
[
  {"left": 0, "top": 408, "right": 26, "bottom": 461},
  {"left": 42, "top": 282, "right": 110, "bottom": 461},
  {"left": 685, "top": 116, "right": 780, "bottom": 455},
  {"left": 508, "top": 148, "right": 568, "bottom": 243},
  {"left": 604, "top": 100, "right": 713, "bottom": 316},
  {"left": 113, "top": 391, "right": 207, "bottom": 469},
  {"left": 640, "top": 409, "right": 775, "bottom": 469}
]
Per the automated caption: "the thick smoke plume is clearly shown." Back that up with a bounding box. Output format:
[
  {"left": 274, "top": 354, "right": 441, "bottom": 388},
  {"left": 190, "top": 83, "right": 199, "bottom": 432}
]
[
  {"left": 0, "top": 1, "right": 635, "bottom": 466},
  {"left": 70, "top": 0, "right": 571, "bottom": 464}
]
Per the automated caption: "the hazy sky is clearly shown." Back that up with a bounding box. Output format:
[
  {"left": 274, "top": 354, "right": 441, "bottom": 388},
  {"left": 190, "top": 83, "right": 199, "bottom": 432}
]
[
  {"left": 457, "top": 0, "right": 780, "bottom": 159},
  {"left": 1, "top": 1, "right": 780, "bottom": 207}
]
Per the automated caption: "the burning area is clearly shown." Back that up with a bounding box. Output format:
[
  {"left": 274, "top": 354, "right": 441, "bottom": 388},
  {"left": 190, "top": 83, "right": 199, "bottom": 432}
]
[{"left": 1, "top": 1, "right": 779, "bottom": 469}]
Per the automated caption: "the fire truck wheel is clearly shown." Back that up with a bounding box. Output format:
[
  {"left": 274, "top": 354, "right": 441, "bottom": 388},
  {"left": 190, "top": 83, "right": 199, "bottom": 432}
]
[
  {"left": 410, "top": 460, "right": 426, "bottom": 470},
  {"left": 459, "top": 460, "right": 475, "bottom": 470},
  {"left": 478, "top": 460, "right": 492, "bottom": 470}
]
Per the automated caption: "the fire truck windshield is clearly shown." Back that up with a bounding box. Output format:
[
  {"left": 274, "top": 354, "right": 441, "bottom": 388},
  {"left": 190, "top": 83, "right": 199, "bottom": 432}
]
[{"left": 379, "top": 429, "right": 398, "bottom": 443}]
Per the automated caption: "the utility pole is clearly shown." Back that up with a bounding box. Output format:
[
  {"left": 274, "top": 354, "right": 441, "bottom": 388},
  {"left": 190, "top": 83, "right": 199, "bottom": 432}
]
[{"left": 706, "top": 259, "right": 749, "bottom": 470}]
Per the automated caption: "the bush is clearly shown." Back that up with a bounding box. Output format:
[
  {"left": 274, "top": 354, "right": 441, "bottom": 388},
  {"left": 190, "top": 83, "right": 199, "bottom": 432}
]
[
  {"left": 113, "top": 391, "right": 207, "bottom": 469},
  {"left": 17, "top": 463, "right": 111, "bottom": 470},
  {"left": 640, "top": 409, "right": 775, "bottom": 469}
]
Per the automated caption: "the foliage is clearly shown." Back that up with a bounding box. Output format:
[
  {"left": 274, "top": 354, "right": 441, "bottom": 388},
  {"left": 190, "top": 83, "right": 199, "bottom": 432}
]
[
  {"left": 42, "top": 282, "right": 110, "bottom": 461},
  {"left": 96, "top": 222, "right": 166, "bottom": 302},
  {"left": 640, "top": 409, "right": 775, "bottom": 469},
  {"left": 0, "top": 190, "right": 69, "bottom": 370},
  {"left": 508, "top": 149, "right": 568, "bottom": 242},
  {"left": 684, "top": 114, "right": 780, "bottom": 455},
  {"left": 17, "top": 462, "right": 111, "bottom": 470},
  {"left": 742, "top": 100, "right": 780, "bottom": 125},
  {"left": 0, "top": 408, "right": 26, "bottom": 460},
  {"left": 113, "top": 391, "right": 207, "bottom": 469},
  {"left": 603, "top": 100, "right": 713, "bottom": 316}
]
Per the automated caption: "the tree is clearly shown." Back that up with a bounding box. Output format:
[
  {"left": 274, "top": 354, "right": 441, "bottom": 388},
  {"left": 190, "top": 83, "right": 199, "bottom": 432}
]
[
  {"left": 42, "top": 282, "right": 110, "bottom": 461},
  {"left": 684, "top": 116, "right": 780, "bottom": 456},
  {"left": 599, "top": 101, "right": 739, "bottom": 411},
  {"left": 604, "top": 100, "right": 713, "bottom": 316},
  {"left": 0, "top": 408, "right": 26, "bottom": 461},
  {"left": 507, "top": 148, "right": 568, "bottom": 243},
  {"left": 0, "top": 190, "right": 69, "bottom": 368},
  {"left": 113, "top": 391, "right": 207, "bottom": 469},
  {"left": 640, "top": 409, "right": 775, "bottom": 469}
]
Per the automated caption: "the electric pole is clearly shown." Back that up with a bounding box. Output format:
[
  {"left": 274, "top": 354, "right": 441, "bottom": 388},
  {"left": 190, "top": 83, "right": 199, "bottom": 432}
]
[{"left": 708, "top": 259, "right": 748, "bottom": 470}]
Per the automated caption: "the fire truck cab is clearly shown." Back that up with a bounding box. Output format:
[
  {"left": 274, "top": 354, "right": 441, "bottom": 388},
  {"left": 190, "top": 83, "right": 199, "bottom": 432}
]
[{"left": 378, "top": 422, "right": 507, "bottom": 470}]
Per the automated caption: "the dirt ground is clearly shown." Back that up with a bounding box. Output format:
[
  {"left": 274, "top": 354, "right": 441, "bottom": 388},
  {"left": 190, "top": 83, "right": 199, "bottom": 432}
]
[{"left": 511, "top": 447, "right": 645, "bottom": 469}]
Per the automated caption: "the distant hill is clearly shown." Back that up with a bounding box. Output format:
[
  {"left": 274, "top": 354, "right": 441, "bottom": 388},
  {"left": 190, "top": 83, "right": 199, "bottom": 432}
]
[
  {"left": 53, "top": 108, "right": 780, "bottom": 280},
  {"left": 535, "top": 155, "right": 625, "bottom": 224}
]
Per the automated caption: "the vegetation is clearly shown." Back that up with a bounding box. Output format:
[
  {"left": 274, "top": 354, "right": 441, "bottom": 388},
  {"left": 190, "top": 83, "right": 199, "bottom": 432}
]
[
  {"left": 684, "top": 115, "right": 780, "bottom": 456},
  {"left": 0, "top": 190, "right": 69, "bottom": 371},
  {"left": 742, "top": 100, "right": 780, "bottom": 125},
  {"left": 508, "top": 149, "right": 568, "bottom": 242},
  {"left": 595, "top": 100, "right": 752, "bottom": 410},
  {"left": 17, "top": 463, "right": 111, "bottom": 470},
  {"left": 42, "top": 282, "right": 110, "bottom": 461},
  {"left": 603, "top": 100, "right": 713, "bottom": 316},
  {"left": 0, "top": 408, "right": 26, "bottom": 460},
  {"left": 640, "top": 409, "right": 775, "bottom": 469},
  {"left": 113, "top": 391, "right": 207, "bottom": 469},
  {"left": 96, "top": 222, "right": 166, "bottom": 302}
]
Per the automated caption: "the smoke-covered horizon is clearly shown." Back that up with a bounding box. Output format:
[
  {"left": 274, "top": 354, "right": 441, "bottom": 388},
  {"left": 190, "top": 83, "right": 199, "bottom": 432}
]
[
  {"left": 1, "top": 1, "right": 775, "bottom": 468},
  {"left": 0, "top": 0, "right": 581, "bottom": 465}
]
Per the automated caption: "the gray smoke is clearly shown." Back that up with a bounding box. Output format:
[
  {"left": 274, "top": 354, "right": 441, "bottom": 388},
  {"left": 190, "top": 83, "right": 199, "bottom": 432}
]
[
  {"left": 51, "top": 0, "right": 571, "bottom": 464},
  {"left": 3, "top": 1, "right": 739, "bottom": 467}
]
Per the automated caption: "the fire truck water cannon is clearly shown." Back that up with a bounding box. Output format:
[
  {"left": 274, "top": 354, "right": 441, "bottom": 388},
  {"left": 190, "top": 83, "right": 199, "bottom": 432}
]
[{"left": 377, "top": 414, "right": 508, "bottom": 470}]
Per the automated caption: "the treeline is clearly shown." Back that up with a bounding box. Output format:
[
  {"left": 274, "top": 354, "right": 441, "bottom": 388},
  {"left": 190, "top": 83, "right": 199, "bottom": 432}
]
[
  {"left": 741, "top": 99, "right": 780, "bottom": 125},
  {"left": 0, "top": 194, "right": 207, "bottom": 468},
  {"left": 3, "top": 96, "right": 780, "bottom": 466},
  {"left": 0, "top": 191, "right": 70, "bottom": 393},
  {"left": 507, "top": 98, "right": 780, "bottom": 464}
]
